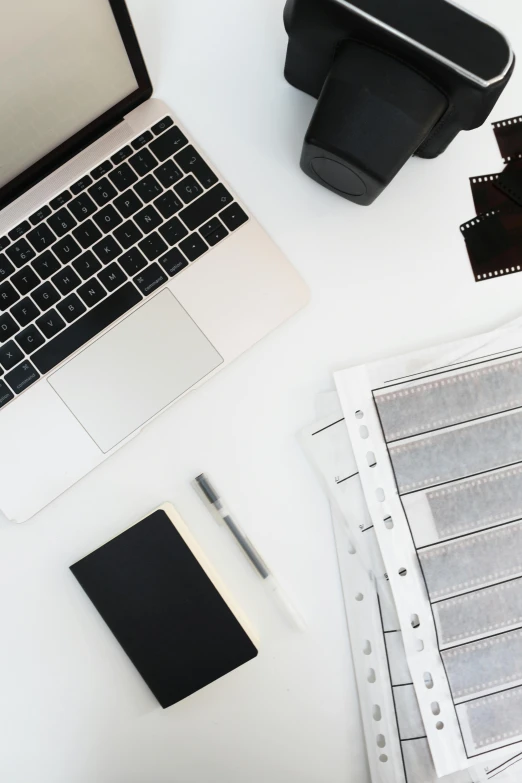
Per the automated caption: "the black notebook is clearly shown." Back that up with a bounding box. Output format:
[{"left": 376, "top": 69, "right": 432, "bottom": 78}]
[{"left": 70, "top": 504, "right": 258, "bottom": 708}]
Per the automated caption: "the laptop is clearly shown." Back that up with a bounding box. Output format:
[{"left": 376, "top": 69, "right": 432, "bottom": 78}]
[{"left": 0, "top": 0, "right": 309, "bottom": 523}]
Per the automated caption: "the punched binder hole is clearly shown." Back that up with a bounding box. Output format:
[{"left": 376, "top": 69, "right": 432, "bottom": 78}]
[
  {"left": 348, "top": 541, "right": 356, "bottom": 555},
  {"left": 411, "top": 614, "right": 420, "bottom": 628},
  {"left": 424, "top": 672, "right": 434, "bottom": 689},
  {"left": 363, "top": 640, "right": 372, "bottom": 655},
  {"left": 366, "top": 451, "right": 376, "bottom": 468},
  {"left": 355, "top": 410, "right": 364, "bottom": 419},
  {"left": 436, "top": 721, "right": 444, "bottom": 730},
  {"left": 379, "top": 754, "right": 388, "bottom": 763},
  {"left": 373, "top": 705, "right": 382, "bottom": 721},
  {"left": 355, "top": 592, "right": 364, "bottom": 602},
  {"left": 360, "top": 425, "right": 369, "bottom": 439},
  {"left": 431, "top": 702, "right": 440, "bottom": 716},
  {"left": 376, "top": 734, "right": 386, "bottom": 748},
  {"left": 384, "top": 516, "right": 393, "bottom": 529},
  {"left": 398, "top": 567, "right": 407, "bottom": 577},
  {"left": 415, "top": 639, "right": 424, "bottom": 652},
  {"left": 367, "top": 668, "right": 376, "bottom": 683},
  {"left": 376, "top": 488, "right": 385, "bottom": 502}
]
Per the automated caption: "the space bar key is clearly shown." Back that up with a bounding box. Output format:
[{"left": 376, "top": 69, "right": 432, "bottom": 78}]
[{"left": 33, "top": 283, "right": 143, "bottom": 375}]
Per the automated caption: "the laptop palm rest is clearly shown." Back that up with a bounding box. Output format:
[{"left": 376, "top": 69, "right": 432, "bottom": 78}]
[{"left": 48, "top": 289, "right": 223, "bottom": 453}]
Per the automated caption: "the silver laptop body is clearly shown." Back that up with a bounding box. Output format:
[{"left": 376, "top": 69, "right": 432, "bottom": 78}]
[{"left": 0, "top": 0, "right": 308, "bottom": 522}]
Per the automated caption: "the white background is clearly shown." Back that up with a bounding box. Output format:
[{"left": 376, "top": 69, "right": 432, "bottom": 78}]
[{"left": 2, "top": 1, "right": 522, "bottom": 781}]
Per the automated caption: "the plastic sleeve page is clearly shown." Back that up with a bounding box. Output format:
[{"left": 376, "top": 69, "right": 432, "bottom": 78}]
[
  {"left": 303, "top": 397, "right": 522, "bottom": 782},
  {"left": 300, "top": 413, "right": 376, "bottom": 572},
  {"left": 335, "top": 321, "right": 522, "bottom": 776},
  {"left": 331, "top": 504, "right": 480, "bottom": 783},
  {"left": 329, "top": 503, "right": 406, "bottom": 783},
  {"left": 301, "top": 404, "right": 484, "bottom": 783}
]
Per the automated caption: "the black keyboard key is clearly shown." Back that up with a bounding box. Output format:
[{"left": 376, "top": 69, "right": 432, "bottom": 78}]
[
  {"left": 154, "top": 160, "right": 183, "bottom": 188},
  {"left": 27, "top": 223, "right": 56, "bottom": 252},
  {"left": 109, "top": 162, "right": 138, "bottom": 192},
  {"left": 159, "top": 248, "right": 188, "bottom": 277},
  {"left": 179, "top": 233, "right": 208, "bottom": 262},
  {"left": 0, "top": 341, "right": 23, "bottom": 371},
  {"left": 150, "top": 126, "right": 188, "bottom": 161},
  {"left": 175, "top": 146, "right": 218, "bottom": 189},
  {"left": 53, "top": 236, "right": 82, "bottom": 264},
  {"left": 12, "top": 267, "right": 40, "bottom": 296},
  {"left": 0, "top": 237, "right": 9, "bottom": 251},
  {"left": 71, "top": 176, "right": 93, "bottom": 195},
  {"left": 90, "top": 160, "right": 113, "bottom": 179},
  {"left": 33, "top": 283, "right": 142, "bottom": 374},
  {"left": 0, "top": 255, "right": 14, "bottom": 282},
  {"left": 98, "top": 262, "right": 127, "bottom": 292},
  {"left": 0, "top": 282, "right": 19, "bottom": 311},
  {"left": 151, "top": 116, "right": 174, "bottom": 135},
  {"left": 6, "top": 238, "right": 36, "bottom": 268},
  {"left": 202, "top": 220, "right": 228, "bottom": 246},
  {"left": 32, "top": 250, "right": 60, "bottom": 280},
  {"left": 134, "top": 174, "right": 163, "bottom": 204},
  {"left": 93, "top": 205, "right": 122, "bottom": 234},
  {"left": 0, "top": 313, "right": 19, "bottom": 342},
  {"left": 174, "top": 175, "right": 204, "bottom": 205},
  {"left": 29, "top": 206, "right": 52, "bottom": 226},
  {"left": 114, "top": 220, "right": 143, "bottom": 250},
  {"left": 199, "top": 217, "right": 223, "bottom": 237},
  {"left": 72, "top": 250, "right": 102, "bottom": 281},
  {"left": 114, "top": 189, "right": 142, "bottom": 218},
  {"left": 52, "top": 268, "right": 81, "bottom": 296},
  {"left": 0, "top": 379, "right": 14, "bottom": 407},
  {"left": 11, "top": 298, "right": 39, "bottom": 328},
  {"left": 50, "top": 191, "right": 72, "bottom": 210},
  {"left": 92, "top": 236, "right": 122, "bottom": 264},
  {"left": 139, "top": 232, "right": 168, "bottom": 261},
  {"left": 68, "top": 193, "right": 97, "bottom": 222},
  {"left": 134, "top": 263, "right": 167, "bottom": 296},
  {"left": 48, "top": 207, "right": 77, "bottom": 238},
  {"left": 179, "top": 184, "right": 233, "bottom": 231},
  {"left": 88, "top": 177, "right": 118, "bottom": 207},
  {"left": 220, "top": 203, "right": 249, "bottom": 231},
  {"left": 129, "top": 149, "right": 157, "bottom": 177},
  {"left": 134, "top": 204, "right": 162, "bottom": 234},
  {"left": 72, "top": 219, "right": 102, "bottom": 249},
  {"left": 131, "top": 131, "right": 153, "bottom": 150},
  {"left": 57, "top": 293, "right": 87, "bottom": 323},
  {"left": 5, "top": 361, "right": 39, "bottom": 394},
  {"left": 15, "top": 325, "right": 45, "bottom": 354},
  {"left": 119, "top": 247, "right": 148, "bottom": 276},
  {"left": 32, "top": 282, "right": 60, "bottom": 312},
  {"left": 159, "top": 216, "right": 188, "bottom": 246},
  {"left": 36, "top": 310, "right": 66, "bottom": 340},
  {"left": 111, "top": 145, "right": 133, "bottom": 165},
  {"left": 78, "top": 278, "right": 107, "bottom": 308},
  {"left": 9, "top": 221, "right": 30, "bottom": 240},
  {"left": 154, "top": 190, "right": 183, "bottom": 219}
]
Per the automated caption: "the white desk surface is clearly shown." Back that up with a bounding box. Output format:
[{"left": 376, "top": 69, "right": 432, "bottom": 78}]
[{"left": 2, "top": 1, "right": 522, "bottom": 781}]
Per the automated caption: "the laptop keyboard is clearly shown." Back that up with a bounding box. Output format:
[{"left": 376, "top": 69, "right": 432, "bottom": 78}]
[{"left": 0, "top": 117, "right": 249, "bottom": 408}]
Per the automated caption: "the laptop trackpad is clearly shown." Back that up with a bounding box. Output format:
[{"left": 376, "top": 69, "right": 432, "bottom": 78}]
[{"left": 49, "top": 289, "right": 223, "bottom": 452}]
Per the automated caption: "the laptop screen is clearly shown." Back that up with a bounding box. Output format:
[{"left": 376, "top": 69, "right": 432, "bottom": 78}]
[{"left": 0, "top": 0, "right": 143, "bottom": 198}]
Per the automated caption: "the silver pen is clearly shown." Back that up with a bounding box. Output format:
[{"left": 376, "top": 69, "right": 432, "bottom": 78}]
[{"left": 194, "top": 473, "right": 306, "bottom": 631}]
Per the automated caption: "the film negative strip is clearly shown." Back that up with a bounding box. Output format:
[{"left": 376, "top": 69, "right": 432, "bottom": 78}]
[
  {"left": 493, "top": 116, "right": 522, "bottom": 162},
  {"left": 460, "top": 208, "right": 522, "bottom": 281},
  {"left": 443, "top": 629, "right": 522, "bottom": 702},
  {"left": 374, "top": 354, "right": 522, "bottom": 442},
  {"left": 497, "top": 159, "right": 522, "bottom": 208},
  {"left": 469, "top": 173, "right": 513, "bottom": 215}
]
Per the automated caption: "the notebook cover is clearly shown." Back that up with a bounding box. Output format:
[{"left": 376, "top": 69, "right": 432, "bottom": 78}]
[{"left": 70, "top": 505, "right": 258, "bottom": 708}]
